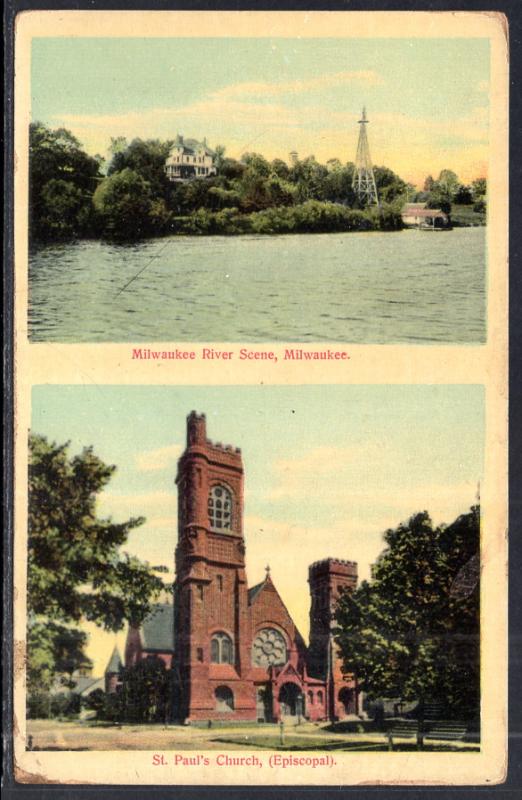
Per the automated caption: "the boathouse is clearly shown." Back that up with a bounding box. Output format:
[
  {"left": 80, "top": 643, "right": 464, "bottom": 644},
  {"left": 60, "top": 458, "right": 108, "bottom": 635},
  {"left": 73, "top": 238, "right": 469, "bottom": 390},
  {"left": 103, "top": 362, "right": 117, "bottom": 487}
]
[{"left": 401, "top": 203, "right": 450, "bottom": 229}]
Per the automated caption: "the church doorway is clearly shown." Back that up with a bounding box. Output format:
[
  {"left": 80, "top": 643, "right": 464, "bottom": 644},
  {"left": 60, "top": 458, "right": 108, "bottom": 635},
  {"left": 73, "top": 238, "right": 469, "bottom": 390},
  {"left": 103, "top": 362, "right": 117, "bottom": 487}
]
[
  {"left": 338, "top": 687, "right": 355, "bottom": 717},
  {"left": 256, "top": 686, "right": 273, "bottom": 723},
  {"left": 279, "top": 683, "right": 303, "bottom": 719}
]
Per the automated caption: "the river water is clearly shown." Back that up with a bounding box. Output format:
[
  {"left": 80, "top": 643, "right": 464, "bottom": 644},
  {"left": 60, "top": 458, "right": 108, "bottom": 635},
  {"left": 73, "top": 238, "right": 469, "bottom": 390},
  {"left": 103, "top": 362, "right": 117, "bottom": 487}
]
[{"left": 28, "top": 227, "right": 486, "bottom": 344}]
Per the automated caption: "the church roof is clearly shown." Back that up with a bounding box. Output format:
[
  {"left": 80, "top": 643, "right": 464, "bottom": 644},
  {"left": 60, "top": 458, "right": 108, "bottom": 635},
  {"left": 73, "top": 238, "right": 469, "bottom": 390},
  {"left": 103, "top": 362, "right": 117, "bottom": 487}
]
[
  {"left": 141, "top": 603, "right": 175, "bottom": 652},
  {"left": 105, "top": 645, "right": 123, "bottom": 674},
  {"left": 248, "top": 581, "right": 265, "bottom": 604}
]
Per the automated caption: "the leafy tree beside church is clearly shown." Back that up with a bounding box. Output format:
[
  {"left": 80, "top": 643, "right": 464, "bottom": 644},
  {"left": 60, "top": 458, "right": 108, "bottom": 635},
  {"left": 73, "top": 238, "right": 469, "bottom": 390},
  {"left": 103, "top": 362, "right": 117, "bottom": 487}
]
[
  {"left": 27, "top": 434, "right": 166, "bottom": 709},
  {"left": 334, "top": 507, "right": 480, "bottom": 720}
]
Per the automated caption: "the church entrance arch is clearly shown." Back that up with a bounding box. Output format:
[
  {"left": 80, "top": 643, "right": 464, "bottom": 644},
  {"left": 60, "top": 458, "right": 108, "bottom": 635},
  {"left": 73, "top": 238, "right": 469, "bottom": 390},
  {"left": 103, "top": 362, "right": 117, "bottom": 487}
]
[
  {"left": 279, "top": 683, "right": 303, "bottom": 718},
  {"left": 256, "top": 685, "right": 273, "bottom": 723},
  {"left": 338, "top": 687, "right": 355, "bottom": 717}
]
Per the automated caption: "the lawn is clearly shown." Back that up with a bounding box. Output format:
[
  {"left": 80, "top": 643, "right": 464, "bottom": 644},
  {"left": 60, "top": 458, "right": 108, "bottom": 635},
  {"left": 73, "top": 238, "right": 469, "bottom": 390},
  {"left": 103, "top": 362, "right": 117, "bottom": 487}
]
[{"left": 26, "top": 720, "right": 480, "bottom": 753}]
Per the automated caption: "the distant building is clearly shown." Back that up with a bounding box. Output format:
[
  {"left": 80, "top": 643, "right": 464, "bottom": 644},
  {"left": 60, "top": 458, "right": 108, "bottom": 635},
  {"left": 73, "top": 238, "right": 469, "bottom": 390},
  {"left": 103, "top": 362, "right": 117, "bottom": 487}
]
[
  {"left": 288, "top": 151, "right": 299, "bottom": 166},
  {"left": 165, "top": 135, "right": 216, "bottom": 182},
  {"left": 402, "top": 202, "right": 450, "bottom": 229},
  {"left": 51, "top": 667, "right": 104, "bottom": 702}
]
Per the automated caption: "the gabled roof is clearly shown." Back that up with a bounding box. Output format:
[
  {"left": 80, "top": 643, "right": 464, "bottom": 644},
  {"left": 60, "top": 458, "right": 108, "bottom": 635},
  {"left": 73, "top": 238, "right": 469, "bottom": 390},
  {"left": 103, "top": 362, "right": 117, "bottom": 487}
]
[
  {"left": 403, "top": 202, "right": 427, "bottom": 211},
  {"left": 169, "top": 136, "right": 215, "bottom": 157},
  {"left": 248, "top": 575, "right": 306, "bottom": 649},
  {"left": 105, "top": 645, "right": 123, "bottom": 674},
  {"left": 141, "top": 603, "right": 175, "bottom": 652},
  {"left": 403, "top": 208, "right": 447, "bottom": 218}
]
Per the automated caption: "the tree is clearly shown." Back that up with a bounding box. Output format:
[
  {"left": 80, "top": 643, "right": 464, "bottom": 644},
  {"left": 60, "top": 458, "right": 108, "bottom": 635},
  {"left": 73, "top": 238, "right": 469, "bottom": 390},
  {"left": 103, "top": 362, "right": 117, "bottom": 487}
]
[
  {"left": 454, "top": 184, "right": 473, "bottom": 205},
  {"left": 373, "top": 166, "right": 408, "bottom": 203},
  {"left": 335, "top": 507, "right": 480, "bottom": 724},
  {"left": 28, "top": 434, "right": 166, "bottom": 706},
  {"left": 436, "top": 169, "right": 460, "bottom": 200},
  {"left": 123, "top": 657, "right": 171, "bottom": 722},
  {"left": 471, "top": 178, "right": 487, "bottom": 213},
  {"left": 93, "top": 168, "right": 169, "bottom": 239},
  {"left": 213, "top": 144, "right": 227, "bottom": 173},
  {"left": 29, "top": 122, "right": 102, "bottom": 241},
  {"left": 107, "top": 138, "right": 173, "bottom": 198},
  {"left": 471, "top": 178, "right": 487, "bottom": 201}
]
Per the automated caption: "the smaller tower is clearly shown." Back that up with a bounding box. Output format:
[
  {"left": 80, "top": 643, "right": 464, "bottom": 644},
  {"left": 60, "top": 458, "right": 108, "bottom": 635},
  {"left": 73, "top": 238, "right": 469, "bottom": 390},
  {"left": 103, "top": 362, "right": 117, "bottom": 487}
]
[
  {"left": 289, "top": 151, "right": 299, "bottom": 166},
  {"left": 308, "top": 558, "right": 358, "bottom": 720},
  {"left": 104, "top": 646, "right": 123, "bottom": 694},
  {"left": 352, "top": 107, "right": 379, "bottom": 206}
]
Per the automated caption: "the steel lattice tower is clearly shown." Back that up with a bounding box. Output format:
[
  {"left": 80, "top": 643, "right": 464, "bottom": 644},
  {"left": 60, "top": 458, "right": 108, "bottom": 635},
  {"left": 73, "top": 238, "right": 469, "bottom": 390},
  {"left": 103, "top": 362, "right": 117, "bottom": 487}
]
[{"left": 352, "top": 107, "right": 379, "bottom": 206}]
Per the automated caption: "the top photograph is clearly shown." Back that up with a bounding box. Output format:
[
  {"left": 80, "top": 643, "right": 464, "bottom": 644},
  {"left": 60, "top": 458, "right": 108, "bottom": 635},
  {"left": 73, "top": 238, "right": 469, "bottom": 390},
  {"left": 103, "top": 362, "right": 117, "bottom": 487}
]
[{"left": 24, "top": 30, "right": 494, "bottom": 344}]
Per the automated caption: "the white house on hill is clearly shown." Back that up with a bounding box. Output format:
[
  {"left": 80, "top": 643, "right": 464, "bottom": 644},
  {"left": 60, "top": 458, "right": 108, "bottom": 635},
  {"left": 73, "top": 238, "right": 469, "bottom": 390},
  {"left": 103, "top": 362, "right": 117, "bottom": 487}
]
[{"left": 165, "top": 135, "right": 217, "bottom": 182}]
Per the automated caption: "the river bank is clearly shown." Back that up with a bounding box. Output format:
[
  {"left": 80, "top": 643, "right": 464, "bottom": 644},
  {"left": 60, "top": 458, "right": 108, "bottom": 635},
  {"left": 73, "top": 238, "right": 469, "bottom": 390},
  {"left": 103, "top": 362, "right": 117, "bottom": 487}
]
[{"left": 30, "top": 200, "right": 485, "bottom": 247}]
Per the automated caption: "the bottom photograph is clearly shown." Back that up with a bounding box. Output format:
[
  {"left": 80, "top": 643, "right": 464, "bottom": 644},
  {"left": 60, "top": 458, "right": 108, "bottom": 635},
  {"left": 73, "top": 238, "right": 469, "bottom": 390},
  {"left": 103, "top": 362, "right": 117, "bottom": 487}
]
[{"left": 26, "top": 384, "right": 482, "bottom": 754}]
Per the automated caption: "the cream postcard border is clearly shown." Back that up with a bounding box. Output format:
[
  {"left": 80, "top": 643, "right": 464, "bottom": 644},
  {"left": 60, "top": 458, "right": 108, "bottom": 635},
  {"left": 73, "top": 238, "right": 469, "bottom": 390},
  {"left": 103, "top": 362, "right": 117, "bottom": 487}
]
[{"left": 13, "top": 9, "right": 508, "bottom": 786}]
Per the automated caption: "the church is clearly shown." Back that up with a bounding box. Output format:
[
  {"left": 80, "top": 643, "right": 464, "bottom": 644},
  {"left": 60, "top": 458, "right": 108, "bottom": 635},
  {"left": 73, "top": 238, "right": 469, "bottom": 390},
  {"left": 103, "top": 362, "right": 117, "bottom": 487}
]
[{"left": 125, "top": 411, "right": 360, "bottom": 723}]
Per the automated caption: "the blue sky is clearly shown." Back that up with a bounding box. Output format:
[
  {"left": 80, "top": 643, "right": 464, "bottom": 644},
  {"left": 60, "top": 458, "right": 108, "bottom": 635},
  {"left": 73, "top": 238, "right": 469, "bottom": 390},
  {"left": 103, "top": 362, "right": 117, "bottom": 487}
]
[
  {"left": 31, "top": 384, "right": 484, "bottom": 672},
  {"left": 31, "top": 37, "right": 490, "bottom": 185}
]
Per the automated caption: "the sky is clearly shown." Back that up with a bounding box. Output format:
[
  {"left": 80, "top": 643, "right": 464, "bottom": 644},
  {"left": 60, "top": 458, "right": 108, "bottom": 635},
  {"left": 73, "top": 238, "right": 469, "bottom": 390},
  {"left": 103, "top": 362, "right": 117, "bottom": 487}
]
[
  {"left": 31, "top": 384, "right": 484, "bottom": 674},
  {"left": 31, "top": 37, "right": 490, "bottom": 186}
]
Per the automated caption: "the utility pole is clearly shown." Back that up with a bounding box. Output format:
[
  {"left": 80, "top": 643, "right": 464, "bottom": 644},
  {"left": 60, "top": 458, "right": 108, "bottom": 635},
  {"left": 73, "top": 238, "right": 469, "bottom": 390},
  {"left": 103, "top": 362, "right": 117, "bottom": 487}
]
[{"left": 352, "top": 107, "right": 379, "bottom": 206}]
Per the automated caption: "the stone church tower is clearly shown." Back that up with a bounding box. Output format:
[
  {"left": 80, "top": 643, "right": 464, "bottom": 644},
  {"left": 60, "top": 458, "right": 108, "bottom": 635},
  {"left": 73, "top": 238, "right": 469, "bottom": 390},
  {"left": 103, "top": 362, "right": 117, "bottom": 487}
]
[{"left": 174, "top": 411, "right": 255, "bottom": 720}]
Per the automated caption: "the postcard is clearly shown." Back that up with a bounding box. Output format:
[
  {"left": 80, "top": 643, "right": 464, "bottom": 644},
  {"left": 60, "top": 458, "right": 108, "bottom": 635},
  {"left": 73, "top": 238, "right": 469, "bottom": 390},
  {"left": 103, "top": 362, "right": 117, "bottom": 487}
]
[{"left": 11, "top": 9, "right": 508, "bottom": 787}]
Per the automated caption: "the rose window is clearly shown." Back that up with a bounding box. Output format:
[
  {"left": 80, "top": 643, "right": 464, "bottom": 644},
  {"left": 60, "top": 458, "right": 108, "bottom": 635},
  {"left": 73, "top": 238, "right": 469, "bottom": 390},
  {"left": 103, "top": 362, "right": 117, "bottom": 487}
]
[{"left": 252, "top": 628, "right": 287, "bottom": 667}]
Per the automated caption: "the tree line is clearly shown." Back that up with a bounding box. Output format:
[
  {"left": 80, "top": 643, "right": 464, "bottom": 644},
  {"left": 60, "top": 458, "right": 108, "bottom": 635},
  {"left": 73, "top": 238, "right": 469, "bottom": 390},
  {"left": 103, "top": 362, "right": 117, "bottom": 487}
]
[{"left": 30, "top": 123, "right": 484, "bottom": 244}]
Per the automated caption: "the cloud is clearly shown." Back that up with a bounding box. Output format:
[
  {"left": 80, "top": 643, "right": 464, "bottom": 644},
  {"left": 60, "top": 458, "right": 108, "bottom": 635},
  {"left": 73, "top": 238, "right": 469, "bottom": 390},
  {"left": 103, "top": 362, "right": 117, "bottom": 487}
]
[
  {"left": 98, "top": 490, "right": 176, "bottom": 519},
  {"left": 134, "top": 443, "right": 182, "bottom": 472},
  {"left": 208, "top": 70, "right": 384, "bottom": 100},
  {"left": 52, "top": 95, "right": 489, "bottom": 187}
]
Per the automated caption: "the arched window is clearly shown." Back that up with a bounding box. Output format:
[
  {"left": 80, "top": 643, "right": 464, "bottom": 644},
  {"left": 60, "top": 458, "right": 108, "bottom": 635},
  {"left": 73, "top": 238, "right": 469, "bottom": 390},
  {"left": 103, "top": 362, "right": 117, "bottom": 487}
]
[
  {"left": 307, "top": 691, "right": 314, "bottom": 705},
  {"left": 317, "top": 690, "right": 324, "bottom": 705},
  {"left": 215, "top": 686, "right": 234, "bottom": 712},
  {"left": 211, "top": 632, "right": 234, "bottom": 664},
  {"left": 208, "top": 485, "right": 233, "bottom": 531},
  {"left": 252, "top": 628, "right": 287, "bottom": 667}
]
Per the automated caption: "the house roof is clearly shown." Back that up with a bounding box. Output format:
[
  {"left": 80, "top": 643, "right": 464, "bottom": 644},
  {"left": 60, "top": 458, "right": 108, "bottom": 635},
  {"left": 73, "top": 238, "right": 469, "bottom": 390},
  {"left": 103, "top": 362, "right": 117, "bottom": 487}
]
[
  {"left": 141, "top": 603, "right": 175, "bottom": 652},
  {"left": 167, "top": 136, "right": 215, "bottom": 160},
  {"left": 403, "top": 203, "right": 427, "bottom": 211},
  {"left": 52, "top": 676, "right": 104, "bottom": 696},
  {"left": 76, "top": 676, "right": 105, "bottom": 696},
  {"left": 403, "top": 208, "right": 447, "bottom": 218}
]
